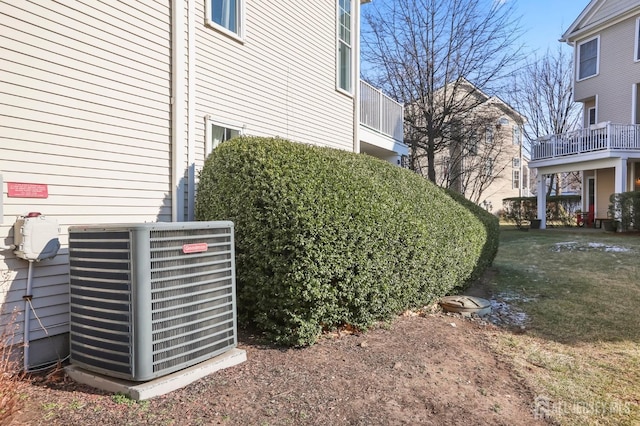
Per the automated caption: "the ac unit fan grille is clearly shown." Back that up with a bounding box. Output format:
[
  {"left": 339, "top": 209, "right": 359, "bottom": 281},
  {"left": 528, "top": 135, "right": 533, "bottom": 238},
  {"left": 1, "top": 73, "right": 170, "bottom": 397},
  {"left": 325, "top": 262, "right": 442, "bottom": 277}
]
[{"left": 69, "top": 231, "right": 132, "bottom": 376}]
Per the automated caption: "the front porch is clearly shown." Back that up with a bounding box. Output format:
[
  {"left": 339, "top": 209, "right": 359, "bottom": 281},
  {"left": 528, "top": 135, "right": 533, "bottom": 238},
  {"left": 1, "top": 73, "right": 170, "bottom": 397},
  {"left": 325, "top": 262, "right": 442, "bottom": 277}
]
[{"left": 529, "top": 124, "right": 640, "bottom": 229}]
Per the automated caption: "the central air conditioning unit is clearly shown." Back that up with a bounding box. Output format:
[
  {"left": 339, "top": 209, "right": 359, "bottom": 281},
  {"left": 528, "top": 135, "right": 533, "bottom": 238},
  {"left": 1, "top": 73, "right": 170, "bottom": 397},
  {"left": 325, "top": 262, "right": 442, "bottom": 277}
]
[{"left": 68, "top": 221, "right": 237, "bottom": 381}]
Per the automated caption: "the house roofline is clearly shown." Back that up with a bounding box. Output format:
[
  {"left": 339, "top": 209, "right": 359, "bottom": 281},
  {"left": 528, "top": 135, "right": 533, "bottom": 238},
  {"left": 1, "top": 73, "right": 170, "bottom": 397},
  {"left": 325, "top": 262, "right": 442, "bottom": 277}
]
[{"left": 560, "top": 0, "right": 640, "bottom": 43}]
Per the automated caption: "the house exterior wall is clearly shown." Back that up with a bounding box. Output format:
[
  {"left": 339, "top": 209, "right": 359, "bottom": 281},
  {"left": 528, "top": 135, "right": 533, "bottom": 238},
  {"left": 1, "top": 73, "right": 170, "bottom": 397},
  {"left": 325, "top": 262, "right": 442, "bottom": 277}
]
[
  {"left": 194, "top": 0, "right": 355, "bottom": 175},
  {"left": 476, "top": 123, "right": 525, "bottom": 214},
  {"left": 596, "top": 167, "right": 615, "bottom": 218},
  {"left": 0, "top": 0, "right": 172, "bottom": 366},
  {"left": 0, "top": 0, "right": 365, "bottom": 367},
  {"left": 427, "top": 95, "right": 526, "bottom": 215},
  {"left": 573, "top": 13, "right": 640, "bottom": 124}
]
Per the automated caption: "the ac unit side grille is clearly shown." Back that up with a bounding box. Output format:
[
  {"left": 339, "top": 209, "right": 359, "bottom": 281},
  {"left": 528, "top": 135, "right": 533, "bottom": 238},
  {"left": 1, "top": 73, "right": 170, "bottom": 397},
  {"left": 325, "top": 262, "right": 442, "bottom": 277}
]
[{"left": 69, "top": 222, "right": 237, "bottom": 381}]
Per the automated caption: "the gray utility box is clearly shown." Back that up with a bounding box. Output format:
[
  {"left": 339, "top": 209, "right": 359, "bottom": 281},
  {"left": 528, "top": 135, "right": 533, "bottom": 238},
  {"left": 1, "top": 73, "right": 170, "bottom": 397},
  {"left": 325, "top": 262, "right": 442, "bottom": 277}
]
[
  {"left": 13, "top": 214, "right": 60, "bottom": 261},
  {"left": 68, "top": 221, "right": 237, "bottom": 381}
]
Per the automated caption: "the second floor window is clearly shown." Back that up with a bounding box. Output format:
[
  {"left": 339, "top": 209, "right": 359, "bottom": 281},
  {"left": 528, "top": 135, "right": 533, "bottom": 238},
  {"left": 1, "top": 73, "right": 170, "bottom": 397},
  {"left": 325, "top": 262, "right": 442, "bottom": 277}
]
[
  {"left": 513, "top": 126, "right": 521, "bottom": 145},
  {"left": 485, "top": 126, "right": 494, "bottom": 144},
  {"left": 578, "top": 37, "right": 599, "bottom": 80},
  {"left": 207, "top": 0, "right": 244, "bottom": 39},
  {"left": 337, "top": 0, "right": 353, "bottom": 94}
]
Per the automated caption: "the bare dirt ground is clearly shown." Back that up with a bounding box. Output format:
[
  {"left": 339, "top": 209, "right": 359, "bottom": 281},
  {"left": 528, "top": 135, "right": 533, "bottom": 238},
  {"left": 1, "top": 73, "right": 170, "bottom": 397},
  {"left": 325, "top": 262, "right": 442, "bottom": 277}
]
[{"left": 9, "top": 276, "right": 550, "bottom": 426}]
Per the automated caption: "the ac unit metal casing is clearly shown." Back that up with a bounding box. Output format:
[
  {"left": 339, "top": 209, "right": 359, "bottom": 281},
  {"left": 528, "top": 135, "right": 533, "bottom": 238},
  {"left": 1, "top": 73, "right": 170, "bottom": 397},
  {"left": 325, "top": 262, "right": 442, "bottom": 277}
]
[{"left": 68, "top": 221, "right": 237, "bottom": 381}]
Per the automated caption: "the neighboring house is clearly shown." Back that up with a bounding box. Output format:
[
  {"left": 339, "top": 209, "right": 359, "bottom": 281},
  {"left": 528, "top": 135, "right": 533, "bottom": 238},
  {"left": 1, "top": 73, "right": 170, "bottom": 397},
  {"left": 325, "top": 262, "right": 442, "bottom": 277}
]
[
  {"left": 529, "top": 0, "right": 640, "bottom": 228},
  {"left": 415, "top": 80, "right": 528, "bottom": 215},
  {"left": 0, "top": 0, "right": 406, "bottom": 368}
]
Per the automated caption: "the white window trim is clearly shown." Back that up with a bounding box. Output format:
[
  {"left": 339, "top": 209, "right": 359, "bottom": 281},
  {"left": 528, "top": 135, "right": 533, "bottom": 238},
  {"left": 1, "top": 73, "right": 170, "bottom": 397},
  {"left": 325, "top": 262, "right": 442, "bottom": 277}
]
[
  {"left": 512, "top": 157, "right": 520, "bottom": 168},
  {"left": 205, "top": 0, "right": 245, "bottom": 43},
  {"left": 576, "top": 35, "right": 600, "bottom": 81},
  {"left": 635, "top": 17, "right": 640, "bottom": 62},
  {"left": 204, "top": 115, "right": 244, "bottom": 155},
  {"left": 336, "top": 0, "right": 354, "bottom": 96},
  {"left": 512, "top": 169, "right": 520, "bottom": 190}
]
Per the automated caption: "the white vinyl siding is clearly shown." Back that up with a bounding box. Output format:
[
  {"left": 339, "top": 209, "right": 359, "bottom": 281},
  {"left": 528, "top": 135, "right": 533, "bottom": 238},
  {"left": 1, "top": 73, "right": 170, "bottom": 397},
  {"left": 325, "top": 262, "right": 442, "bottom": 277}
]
[
  {"left": 0, "top": 1, "right": 171, "bottom": 364},
  {"left": 578, "top": 36, "right": 599, "bottom": 80},
  {"left": 635, "top": 17, "right": 640, "bottom": 61},
  {"left": 195, "top": 0, "right": 355, "bottom": 177},
  {"left": 574, "top": 16, "right": 640, "bottom": 123}
]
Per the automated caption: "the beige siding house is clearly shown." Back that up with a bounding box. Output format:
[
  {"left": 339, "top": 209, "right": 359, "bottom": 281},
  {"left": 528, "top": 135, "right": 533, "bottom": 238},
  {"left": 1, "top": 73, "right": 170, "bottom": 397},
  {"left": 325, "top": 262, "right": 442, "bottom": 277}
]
[
  {"left": 529, "top": 0, "right": 640, "bottom": 228},
  {"left": 418, "top": 81, "right": 528, "bottom": 214},
  {"left": 0, "top": 0, "right": 405, "bottom": 368}
]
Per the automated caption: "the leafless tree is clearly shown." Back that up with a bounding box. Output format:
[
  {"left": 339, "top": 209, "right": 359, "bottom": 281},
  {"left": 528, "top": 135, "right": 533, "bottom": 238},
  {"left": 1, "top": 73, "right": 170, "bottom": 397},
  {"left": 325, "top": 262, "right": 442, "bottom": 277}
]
[
  {"left": 508, "top": 46, "right": 582, "bottom": 195},
  {"left": 434, "top": 103, "right": 516, "bottom": 203},
  {"left": 361, "top": 0, "right": 524, "bottom": 183}
]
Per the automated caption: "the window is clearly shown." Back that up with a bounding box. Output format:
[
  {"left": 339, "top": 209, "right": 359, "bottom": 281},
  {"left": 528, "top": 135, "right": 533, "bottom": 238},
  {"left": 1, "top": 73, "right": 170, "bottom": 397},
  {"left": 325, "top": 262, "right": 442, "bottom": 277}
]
[
  {"left": 337, "top": 0, "right": 353, "bottom": 93},
  {"left": 636, "top": 18, "right": 640, "bottom": 61},
  {"left": 206, "top": 0, "right": 244, "bottom": 40},
  {"left": 485, "top": 126, "right": 494, "bottom": 144},
  {"left": 498, "top": 117, "right": 509, "bottom": 126},
  {"left": 578, "top": 37, "right": 599, "bottom": 80},
  {"left": 512, "top": 157, "right": 520, "bottom": 168},
  {"left": 588, "top": 107, "right": 596, "bottom": 125},
  {"left": 522, "top": 168, "right": 528, "bottom": 189},
  {"left": 512, "top": 126, "right": 521, "bottom": 145},
  {"left": 484, "top": 158, "right": 494, "bottom": 177},
  {"left": 205, "top": 116, "right": 241, "bottom": 155},
  {"left": 512, "top": 170, "right": 520, "bottom": 189},
  {"left": 468, "top": 131, "right": 479, "bottom": 155}
]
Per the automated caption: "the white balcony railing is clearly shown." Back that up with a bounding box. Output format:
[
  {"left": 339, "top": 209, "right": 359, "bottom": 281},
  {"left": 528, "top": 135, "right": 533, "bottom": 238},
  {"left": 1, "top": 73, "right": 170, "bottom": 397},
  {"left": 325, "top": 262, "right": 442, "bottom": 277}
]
[
  {"left": 531, "top": 123, "right": 640, "bottom": 161},
  {"left": 360, "top": 81, "right": 404, "bottom": 142}
]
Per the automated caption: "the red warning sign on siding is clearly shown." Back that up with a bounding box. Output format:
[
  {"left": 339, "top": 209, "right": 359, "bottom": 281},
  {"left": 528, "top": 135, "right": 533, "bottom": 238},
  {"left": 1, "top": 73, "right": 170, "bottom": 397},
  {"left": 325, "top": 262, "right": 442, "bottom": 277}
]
[
  {"left": 7, "top": 182, "right": 49, "bottom": 198},
  {"left": 182, "top": 242, "right": 209, "bottom": 254}
]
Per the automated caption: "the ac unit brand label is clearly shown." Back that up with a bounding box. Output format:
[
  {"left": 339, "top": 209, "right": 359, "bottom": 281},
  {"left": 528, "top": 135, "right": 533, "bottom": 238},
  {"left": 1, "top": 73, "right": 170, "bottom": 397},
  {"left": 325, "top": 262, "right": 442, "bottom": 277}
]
[{"left": 182, "top": 242, "right": 209, "bottom": 254}]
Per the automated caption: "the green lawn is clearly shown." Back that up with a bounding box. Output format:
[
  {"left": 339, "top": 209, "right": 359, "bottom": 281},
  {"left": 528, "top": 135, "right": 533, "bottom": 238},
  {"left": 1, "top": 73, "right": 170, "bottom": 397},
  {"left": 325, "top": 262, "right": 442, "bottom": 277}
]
[{"left": 489, "top": 227, "right": 640, "bottom": 425}]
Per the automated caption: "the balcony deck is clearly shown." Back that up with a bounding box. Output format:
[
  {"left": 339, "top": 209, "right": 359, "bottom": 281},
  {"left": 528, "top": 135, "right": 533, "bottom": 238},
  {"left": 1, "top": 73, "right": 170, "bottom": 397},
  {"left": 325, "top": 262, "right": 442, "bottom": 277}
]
[
  {"left": 359, "top": 81, "right": 404, "bottom": 143},
  {"left": 530, "top": 123, "right": 640, "bottom": 162}
]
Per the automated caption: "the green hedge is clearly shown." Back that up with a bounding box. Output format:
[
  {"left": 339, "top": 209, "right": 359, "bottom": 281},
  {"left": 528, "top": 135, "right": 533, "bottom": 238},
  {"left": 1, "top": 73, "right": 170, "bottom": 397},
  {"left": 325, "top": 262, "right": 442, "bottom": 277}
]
[
  {"left": 502, "top": 195, "right": 582, "bottom": 227},
  {"left": 196, "top": 136, "right": 499, "bottom": 346},
  {"left": 609, "top": 191, "right": 640, "bottom": 231}
]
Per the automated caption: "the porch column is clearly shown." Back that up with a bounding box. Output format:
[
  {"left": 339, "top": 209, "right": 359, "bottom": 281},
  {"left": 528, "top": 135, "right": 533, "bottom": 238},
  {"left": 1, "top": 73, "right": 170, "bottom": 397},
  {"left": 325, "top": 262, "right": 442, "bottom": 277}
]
[
  {"left": 537, "top": 174, "right": 546, "bottom": 229},
  {"left": 614, "top": 158, "right": 628, "bottom": 194}
]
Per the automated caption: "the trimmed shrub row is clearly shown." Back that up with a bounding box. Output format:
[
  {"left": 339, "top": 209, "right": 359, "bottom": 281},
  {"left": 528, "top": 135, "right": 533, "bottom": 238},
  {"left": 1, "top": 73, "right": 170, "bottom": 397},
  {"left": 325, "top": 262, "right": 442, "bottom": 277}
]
[
  {"left": 502, "top": 195, "right": 581, "bottom": 227},
  {"left": 609, "top": 191, "right": 640, "bottom": 231},
  {"left": 196, "top": 136, "right": 498, "bottom": 346}
]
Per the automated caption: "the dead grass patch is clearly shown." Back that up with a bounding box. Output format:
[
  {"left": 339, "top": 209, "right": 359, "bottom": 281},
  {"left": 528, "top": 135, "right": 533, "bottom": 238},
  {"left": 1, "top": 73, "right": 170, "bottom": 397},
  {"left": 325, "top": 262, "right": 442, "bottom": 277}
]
[{"left": 490, "top": 229, "right": 640, "bottom": 425}]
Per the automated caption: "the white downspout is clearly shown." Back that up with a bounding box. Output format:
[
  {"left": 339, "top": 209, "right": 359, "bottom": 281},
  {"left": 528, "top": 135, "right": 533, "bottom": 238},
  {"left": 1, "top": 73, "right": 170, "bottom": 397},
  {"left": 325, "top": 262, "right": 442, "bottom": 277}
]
[
  {"left": 171, "top": 0, "right": 186, "bottom": 222},
  {"left": 187, "top": 0, "right": 196, "bottom": 220},
  {"left": 353, "top": 0, "right": 361, "bottom": 154}
]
